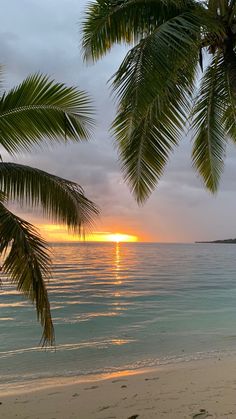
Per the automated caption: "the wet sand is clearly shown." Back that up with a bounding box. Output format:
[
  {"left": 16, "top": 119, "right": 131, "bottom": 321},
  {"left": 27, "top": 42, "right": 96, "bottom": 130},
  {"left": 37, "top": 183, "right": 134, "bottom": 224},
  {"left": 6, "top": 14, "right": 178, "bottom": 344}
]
[{"left": 1, "top": 356, "right": 236, "bottom": 418}]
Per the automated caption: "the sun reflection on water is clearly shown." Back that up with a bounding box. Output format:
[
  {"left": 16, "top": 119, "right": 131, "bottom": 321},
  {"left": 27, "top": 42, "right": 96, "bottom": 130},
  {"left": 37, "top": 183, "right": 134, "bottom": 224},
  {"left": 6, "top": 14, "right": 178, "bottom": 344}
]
[{"left": 115, "top": 242, "right": 122, "bottom": 285}]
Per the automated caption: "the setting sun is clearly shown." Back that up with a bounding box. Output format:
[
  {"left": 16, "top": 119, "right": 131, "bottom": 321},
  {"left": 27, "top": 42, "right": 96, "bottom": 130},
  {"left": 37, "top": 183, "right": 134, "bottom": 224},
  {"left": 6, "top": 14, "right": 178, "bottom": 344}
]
[{"left": 105, "top": 233, "right": 137, "bottom": 243}]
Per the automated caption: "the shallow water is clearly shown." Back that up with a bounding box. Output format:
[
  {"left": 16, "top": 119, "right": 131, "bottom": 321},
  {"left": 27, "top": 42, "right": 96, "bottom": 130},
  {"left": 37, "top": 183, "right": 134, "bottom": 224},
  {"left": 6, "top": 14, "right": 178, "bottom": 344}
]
[{"left": 1, "top": 242, "right": 236, "bottom": 385}]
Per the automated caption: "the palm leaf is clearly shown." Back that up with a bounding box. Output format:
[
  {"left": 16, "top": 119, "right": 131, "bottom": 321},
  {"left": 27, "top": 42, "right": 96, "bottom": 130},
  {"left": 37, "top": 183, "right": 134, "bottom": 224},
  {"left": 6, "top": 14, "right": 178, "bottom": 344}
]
[
  {"left": 221, "top": 60, "right": 236, "bottom": 141},
  {"left": 82, "top": 0, "right": 200, "bottom": 61},
  {"left": 111, "top": 12, "right": 200, "bottom": 202},
  {"left": 0, "top": 203, "right": 54, "bottom": 346},
  {"left": 112, "top": 11, "right": 201, "bottom": 105},
  {"left": 114, "top": 71, "right": 197, "bottom": 202},
  {"left": 0, "top": 162, "right": 99, "bottom": 233},
  {"left": 191, "top": 52, "right": 228, "bottom": 192},
  {"left": 0, "top": 74, "right": 94, "bottom": 154}
]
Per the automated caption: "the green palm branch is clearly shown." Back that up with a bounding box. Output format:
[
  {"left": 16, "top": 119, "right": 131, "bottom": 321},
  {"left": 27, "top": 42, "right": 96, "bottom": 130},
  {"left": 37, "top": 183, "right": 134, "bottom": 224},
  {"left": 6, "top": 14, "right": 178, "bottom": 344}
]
[
  {"left": 0, "top": 202, "right": 53, "bottom": 346},
  {"left": 82, "top": 0, "right": 236, "bottom": 201},
  {"left": 0, "top": 163, "right": 98, "bottom": 231},
  {"left": 0, "top": 73, "right": 98, "bottom": 345},
  {"left": 0, "top": 73, "right": 94, "bottom": 154}
]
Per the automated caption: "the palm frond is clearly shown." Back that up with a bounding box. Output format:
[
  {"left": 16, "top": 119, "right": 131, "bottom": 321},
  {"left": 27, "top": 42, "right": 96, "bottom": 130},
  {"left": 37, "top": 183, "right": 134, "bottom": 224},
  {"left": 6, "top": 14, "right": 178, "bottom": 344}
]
[
  {"left": 0, "top": 163, "right": 99, "bottom": 233},
  {"left": 191, "top": 52, "right": 227, "bottom": 192},
  {"left": 222, "top": 62, "right": 236, "bottom": 141},
  {"left": 82, "top": 0, "right": 200, "bottom": 61},
  {"left": 112, "top": 11, "right": 201, "bottom": 104},
  {"left": 0, "top": 74, "right": 94, "bottom": 155},
  {"left": 114, "top": 72, "right": 197, "bottom": 203},
  {"left": 0, "top": 203, "right": 54, "bottom": 346},
  {"left": 111, "top": 13, "right": 199, "bottom": 202}
]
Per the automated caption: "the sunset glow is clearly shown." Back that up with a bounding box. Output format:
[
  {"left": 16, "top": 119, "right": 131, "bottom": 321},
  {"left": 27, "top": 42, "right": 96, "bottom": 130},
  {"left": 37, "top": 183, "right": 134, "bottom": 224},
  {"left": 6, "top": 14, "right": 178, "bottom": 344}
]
[{"left": 37, "top": 224, "right": 138, "bottom": 243}]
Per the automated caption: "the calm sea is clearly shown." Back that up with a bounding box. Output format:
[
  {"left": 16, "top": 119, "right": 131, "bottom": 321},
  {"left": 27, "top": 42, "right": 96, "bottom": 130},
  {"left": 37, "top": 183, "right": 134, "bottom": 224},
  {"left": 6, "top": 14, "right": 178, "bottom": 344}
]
[{"left": 1, "top": 242, "right": 236, "bottom": 386}]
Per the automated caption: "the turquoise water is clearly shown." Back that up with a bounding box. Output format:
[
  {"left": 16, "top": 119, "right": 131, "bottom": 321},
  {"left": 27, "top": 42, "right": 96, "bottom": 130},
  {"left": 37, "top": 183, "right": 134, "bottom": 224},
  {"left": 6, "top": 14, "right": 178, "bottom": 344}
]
[{"left": 1, "top": 242, "right": 236, "bottom": 385}]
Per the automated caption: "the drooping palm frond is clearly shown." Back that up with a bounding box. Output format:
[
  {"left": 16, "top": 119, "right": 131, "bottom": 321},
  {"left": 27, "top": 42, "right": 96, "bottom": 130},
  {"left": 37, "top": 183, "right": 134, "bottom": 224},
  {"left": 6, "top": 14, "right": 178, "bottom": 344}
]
[
  {"left": 0, "top": 202, "right": 53, "bottom": 346},
  {"left": 112, "top": 11, "right": 201, "bottom": 98},
  {"left": 114, "top": 72, "right": 197, "bottom": 202},
  {"left": 111, "top": 12, "right": 200, "bottom": 202},
  {"left": 82, "top": 0, "right": 200, "bottom": 61},
  {"left": 0, "top": 163, "right": 99, "bottom": 233},
  {"left": 0, "top": 74, "right": 94, "bottom": 154},
  {"left": 192, "top": 52, "right": 228, "bottom": 192},
  {"left": 222, "top": 62, "right": 236, "bottom": 141}
]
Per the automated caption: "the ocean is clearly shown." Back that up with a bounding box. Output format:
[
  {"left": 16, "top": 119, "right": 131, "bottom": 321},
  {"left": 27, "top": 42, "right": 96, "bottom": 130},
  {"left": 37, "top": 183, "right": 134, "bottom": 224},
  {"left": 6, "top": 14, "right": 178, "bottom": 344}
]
[{"left": 1, "top": 242, "right": 236, "bottom": 387}]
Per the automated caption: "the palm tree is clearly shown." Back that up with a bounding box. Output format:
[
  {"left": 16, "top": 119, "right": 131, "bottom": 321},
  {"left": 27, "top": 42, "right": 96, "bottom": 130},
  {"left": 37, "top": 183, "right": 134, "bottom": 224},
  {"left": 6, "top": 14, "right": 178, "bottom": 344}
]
[
  {"left": 82, "top": 0, "right": 236, "bottom": 202},
  {"left": 0, "top": 73, "right": 98, "bottom": 345}
]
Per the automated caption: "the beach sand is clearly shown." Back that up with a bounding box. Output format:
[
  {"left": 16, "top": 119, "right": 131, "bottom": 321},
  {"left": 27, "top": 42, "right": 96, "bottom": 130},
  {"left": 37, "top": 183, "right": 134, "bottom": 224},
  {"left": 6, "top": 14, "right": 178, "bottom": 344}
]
[{"left": 1, "top": 356, "right": 236, "bottom": 418}]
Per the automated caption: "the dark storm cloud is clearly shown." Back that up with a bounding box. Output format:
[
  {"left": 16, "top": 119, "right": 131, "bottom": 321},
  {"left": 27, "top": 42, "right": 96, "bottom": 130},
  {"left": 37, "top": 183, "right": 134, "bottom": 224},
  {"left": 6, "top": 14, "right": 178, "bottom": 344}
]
[{"left": 1, "top": 0, "right": 236, "bottom": 241}]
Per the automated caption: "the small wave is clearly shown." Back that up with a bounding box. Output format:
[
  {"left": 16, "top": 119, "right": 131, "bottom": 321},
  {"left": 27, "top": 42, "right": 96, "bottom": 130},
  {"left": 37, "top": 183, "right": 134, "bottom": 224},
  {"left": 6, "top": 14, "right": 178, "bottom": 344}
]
[{"left": 0, "top": 338, "right": 136, "bottom": 359}]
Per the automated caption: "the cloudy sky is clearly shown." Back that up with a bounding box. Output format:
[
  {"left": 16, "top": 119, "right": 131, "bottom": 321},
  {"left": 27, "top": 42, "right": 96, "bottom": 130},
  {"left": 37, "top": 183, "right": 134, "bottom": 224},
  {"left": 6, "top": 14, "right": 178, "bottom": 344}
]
[{"left": 1, "top": 0, "right": 236, "bottom": 242}]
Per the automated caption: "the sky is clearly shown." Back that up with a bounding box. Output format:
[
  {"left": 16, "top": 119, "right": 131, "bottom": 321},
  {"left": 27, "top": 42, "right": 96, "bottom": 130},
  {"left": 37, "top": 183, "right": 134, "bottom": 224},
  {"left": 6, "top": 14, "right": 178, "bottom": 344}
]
[{"left": 1, "top": 0, "right": 236, "bottom": 242}]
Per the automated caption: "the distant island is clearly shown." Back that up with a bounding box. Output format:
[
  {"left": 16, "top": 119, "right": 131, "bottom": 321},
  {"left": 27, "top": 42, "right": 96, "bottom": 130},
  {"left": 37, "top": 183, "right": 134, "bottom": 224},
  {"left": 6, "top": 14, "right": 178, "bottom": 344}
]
[{"left": 196, "top": 238, "right": 236, "bottom": 244}]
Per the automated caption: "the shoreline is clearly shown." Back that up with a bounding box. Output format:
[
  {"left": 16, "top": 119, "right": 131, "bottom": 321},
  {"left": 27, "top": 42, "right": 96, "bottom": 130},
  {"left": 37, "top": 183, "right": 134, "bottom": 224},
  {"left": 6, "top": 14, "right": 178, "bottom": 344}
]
[
  {"left": 1, "top": 355, "right": 236, "bottom": 418},
  {"left": 0, "top": 348, "right": 231, "bottom": 396}
]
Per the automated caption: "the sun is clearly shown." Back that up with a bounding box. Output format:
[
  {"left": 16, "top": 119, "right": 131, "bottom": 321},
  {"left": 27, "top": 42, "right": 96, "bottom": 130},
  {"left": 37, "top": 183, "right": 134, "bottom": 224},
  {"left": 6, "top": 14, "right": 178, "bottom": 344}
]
[{"left": 106, "top": 233, "right": 138, "bottom": 243}]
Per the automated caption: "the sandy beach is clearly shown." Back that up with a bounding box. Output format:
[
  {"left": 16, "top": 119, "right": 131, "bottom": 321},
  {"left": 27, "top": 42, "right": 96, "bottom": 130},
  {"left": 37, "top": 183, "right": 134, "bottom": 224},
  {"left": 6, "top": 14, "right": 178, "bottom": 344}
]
[{"left": 1, "top": 355, "right": 236, "bottom": 418}]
